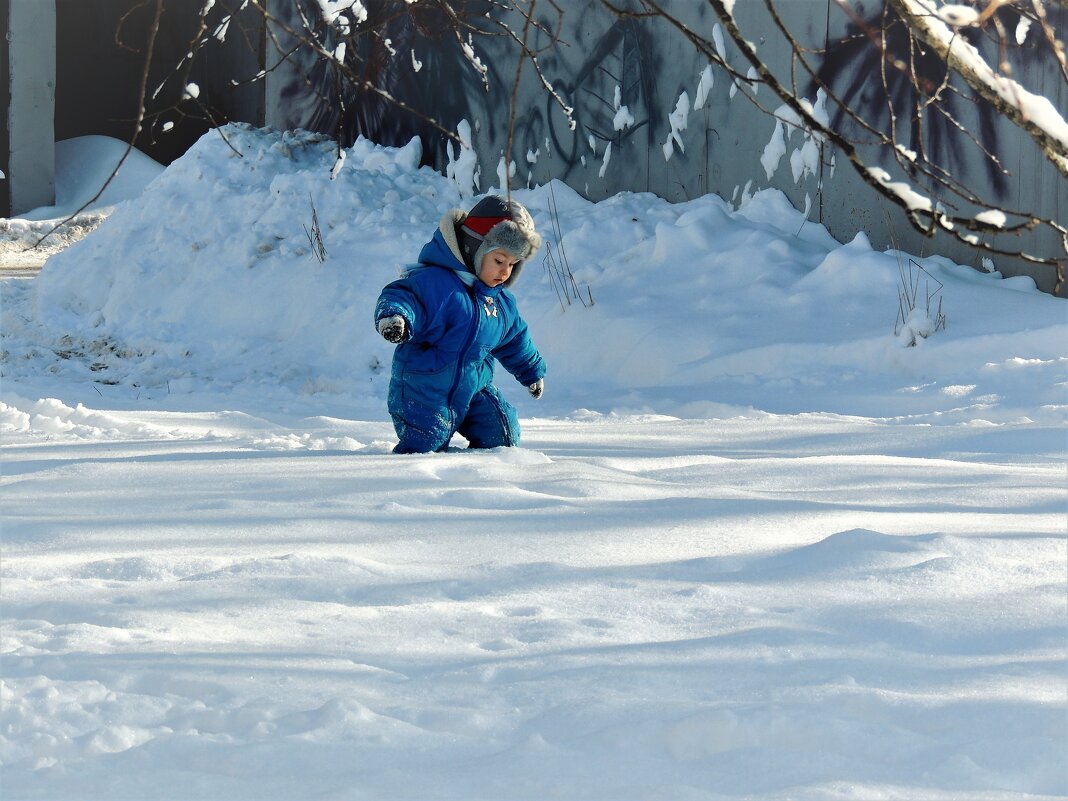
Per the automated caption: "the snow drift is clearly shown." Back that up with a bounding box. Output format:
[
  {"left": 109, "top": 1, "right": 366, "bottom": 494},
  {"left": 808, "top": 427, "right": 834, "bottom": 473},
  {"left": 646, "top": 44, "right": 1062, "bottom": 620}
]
[
  {"left": 2, "top": 125, "right": 1065, "bottom": 801},
  {"left": 26, "top": 123, "right": 1066, "bottom": 424}
]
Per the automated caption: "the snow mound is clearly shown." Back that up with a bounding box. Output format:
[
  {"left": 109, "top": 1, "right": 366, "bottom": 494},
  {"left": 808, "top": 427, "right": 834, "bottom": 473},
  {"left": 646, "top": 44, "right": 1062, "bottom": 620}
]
[
  {"left": 0, "top": 397, "right": 182, "bottom": 440},
  {"left": 21, "top": 124, "right": 1068, "bottom": 425},
  {"left": 1, "top": 136, "right": 164, "bottom": 267},
  {"left": 2, "top": 124, "right": 1066, "bottom": 801},
  {"left": 27, "top": 135, "right": 165, "bottom": 221}
]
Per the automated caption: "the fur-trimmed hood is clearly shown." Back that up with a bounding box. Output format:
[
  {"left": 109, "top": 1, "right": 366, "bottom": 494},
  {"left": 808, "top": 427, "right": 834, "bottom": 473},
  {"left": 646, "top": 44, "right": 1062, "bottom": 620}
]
[
  {"left": 457, "top": 197, "right": 542, "bottom": 287},
  {"left": 411, "top": 202, "right": 541, "bottom": 289}
]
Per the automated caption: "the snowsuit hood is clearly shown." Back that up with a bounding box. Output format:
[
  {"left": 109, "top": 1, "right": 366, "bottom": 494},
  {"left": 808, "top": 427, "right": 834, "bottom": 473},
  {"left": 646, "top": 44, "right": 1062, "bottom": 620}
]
[
  {"left": 413, "top": 209, "right": 536, "bottom": 289},
  {"left": 412, "top": 211, "right": 476, "bottom": 284}
]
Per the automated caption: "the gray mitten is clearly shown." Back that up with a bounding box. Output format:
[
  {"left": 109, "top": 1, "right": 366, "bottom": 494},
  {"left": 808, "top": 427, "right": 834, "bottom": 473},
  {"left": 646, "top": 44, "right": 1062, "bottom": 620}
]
[
  {"left": 528, "top": 378, "right": 544, "bottom": 399},
  {"left": 377, "top": 315, "right": 407, "bottom": 343}
]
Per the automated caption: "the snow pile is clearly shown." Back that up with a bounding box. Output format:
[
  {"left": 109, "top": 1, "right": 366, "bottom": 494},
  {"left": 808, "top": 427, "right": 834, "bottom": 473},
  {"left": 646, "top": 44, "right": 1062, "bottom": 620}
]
[
  {"left": 0, "top": 396, "right": 184, "bottom": 440},
  {"left": 22, "top": 123, "right": 1068, "bottom": 426},
  {"left": 2, "top": 125, "right": 1066, "bottom": 800},
  {"left": 0, "top": 136, "right": 164, "bottom": 267},
  {"left": 22, "top": 135, "right": 165, "bottom": 222}
]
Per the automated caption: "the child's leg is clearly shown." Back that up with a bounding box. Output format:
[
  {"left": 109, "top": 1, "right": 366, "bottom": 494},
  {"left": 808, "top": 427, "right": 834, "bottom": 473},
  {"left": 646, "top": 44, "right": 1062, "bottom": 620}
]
[
  {"left": 391, "top": 413, "right": 453, "bottom": 454},
  {"left": 458, "top": 386, "right": 520, "bottom": 449}
]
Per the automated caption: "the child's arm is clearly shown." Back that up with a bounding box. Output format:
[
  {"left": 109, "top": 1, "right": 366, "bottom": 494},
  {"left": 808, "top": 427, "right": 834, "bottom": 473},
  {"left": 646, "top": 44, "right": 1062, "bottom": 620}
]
[
  {"left": 494, "top": 315, "right": 546, "bottom": 388},
  {"left": 374, "top": 279, "right": 426, "bottom": 342}
]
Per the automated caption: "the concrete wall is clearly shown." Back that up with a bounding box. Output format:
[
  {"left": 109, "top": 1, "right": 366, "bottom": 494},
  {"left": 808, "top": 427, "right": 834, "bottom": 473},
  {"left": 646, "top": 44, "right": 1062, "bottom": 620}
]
[
  {"left": 54, "top": 0, "right": 266, "bottom": 166},
  {"left": 2, "top": 0, "right": 265, "bottom": 219},
  {"left": 263, "top": 1, "right": 1065, "bottom": 295},
  {"left": 1, "top": 0, "right": 9, "bottom": 218},
  {"left": 7, "top": 0, "right": 1061, "bottom": 292},
  {"left": 486, "top": 2, "right": 1066, "bottom": 294},
  {"left": 5, "top": 0, "right": 56, "bottom": 216}
]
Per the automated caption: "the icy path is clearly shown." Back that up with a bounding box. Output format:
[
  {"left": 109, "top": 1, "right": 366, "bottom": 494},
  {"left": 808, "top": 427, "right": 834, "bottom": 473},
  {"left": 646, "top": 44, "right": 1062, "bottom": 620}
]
[{"left": 2, "top": 405, "right": 1064, "bottom": 800}]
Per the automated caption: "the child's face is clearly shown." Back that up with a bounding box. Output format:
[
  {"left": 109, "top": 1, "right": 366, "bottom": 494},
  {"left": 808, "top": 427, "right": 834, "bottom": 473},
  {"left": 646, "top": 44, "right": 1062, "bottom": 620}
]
[{"left": 478, "top": 249, "right": 519, "bottom": 287}]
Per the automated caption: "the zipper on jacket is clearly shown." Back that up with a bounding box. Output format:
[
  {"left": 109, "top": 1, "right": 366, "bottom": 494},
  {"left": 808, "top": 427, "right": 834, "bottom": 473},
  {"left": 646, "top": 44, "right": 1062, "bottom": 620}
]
[{"left": 446, "top": 285, "right": 480, "bottom": 411}]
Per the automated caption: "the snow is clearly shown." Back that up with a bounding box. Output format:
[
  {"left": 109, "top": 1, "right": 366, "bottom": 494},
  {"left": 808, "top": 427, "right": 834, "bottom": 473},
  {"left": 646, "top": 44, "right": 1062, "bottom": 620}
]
[
  {"left": 2, "top": 127, "right": 1066, "bottom": 800},
  {"left": 761, "top": 118, "right": 787, "bottom": 179},
  {"left": 901, "top": 0, "right": 1068, "bottom": 152},
  {"left": 317, "top": 0, "right": 367, "bottom": 29},
  {"left": 598, "top": 142, "right": 612, "bottom": 178},
  {"left": 0, "top": 136, "right": 165, "bottom": 273},
  {"left": 213, "top": 15, "right": 231, "bottom": 43},
  {"left": 612, "top": 85, "right": 635, "bottom": 132},
  {"left": 445, "top": 119, "right": 480, "bottom": 199},
  {"left": 868, "top": 166, "right": 935, "bottom": 212},
  {"left": 496, "top": 156, "right": 516, "bottom": 192},
  {"left": 461, "top": 39, "right": 489, "bottom": 83},
  {"left": 662, "top": 92, "right": 690, "bottom": 161},
  {"left": 694, "top": 64, "right": 715, "bottom": 110},
  {"left": 712, "top": 23, "right": 727, "bottom": 60},
  {"left": 976, "top": 209, "right": 1008, "bottom": 227},
  {"left": 937, "top": 4, "right": 980, "bottom": 27},
  {"left": 15, "top": 136, "right": 164, "bottom": 223},
  {"left": 1016, "top": 17, "right": 1032, "bottom": 45},
  {"left": 763, "top": 95, "right": 827, "bottom": 186}
]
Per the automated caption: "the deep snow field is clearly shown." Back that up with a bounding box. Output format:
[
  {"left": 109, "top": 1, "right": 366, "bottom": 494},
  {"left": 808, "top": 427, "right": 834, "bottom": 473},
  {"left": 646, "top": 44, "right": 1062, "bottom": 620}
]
[{"left": 1, "top": 125, "right": 1066, "bottom": 800}]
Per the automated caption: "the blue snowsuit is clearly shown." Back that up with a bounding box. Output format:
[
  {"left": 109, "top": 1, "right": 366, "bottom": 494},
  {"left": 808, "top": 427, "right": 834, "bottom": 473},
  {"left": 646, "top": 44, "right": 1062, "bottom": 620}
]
[{"left": 374, "top": 213, "right": 546, "bottom": 454}]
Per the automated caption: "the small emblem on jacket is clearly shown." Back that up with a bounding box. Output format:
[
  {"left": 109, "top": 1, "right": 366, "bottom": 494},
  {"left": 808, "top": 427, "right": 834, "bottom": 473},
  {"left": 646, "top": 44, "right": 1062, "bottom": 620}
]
[{"left": 483, "top": 297, "right": 498, "bottom": 318}]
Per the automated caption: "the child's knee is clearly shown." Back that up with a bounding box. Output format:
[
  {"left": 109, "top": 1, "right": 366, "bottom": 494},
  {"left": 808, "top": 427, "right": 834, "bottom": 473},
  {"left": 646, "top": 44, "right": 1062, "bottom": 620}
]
[
  {"left": 391, "top": 414, "right": 452, "bottom": 454},
  {"left": 466, "top": 424, "right": 519, "bottom": 449},
  {"left": 461, "top": 389, "right": 520, "bottom": 449}
]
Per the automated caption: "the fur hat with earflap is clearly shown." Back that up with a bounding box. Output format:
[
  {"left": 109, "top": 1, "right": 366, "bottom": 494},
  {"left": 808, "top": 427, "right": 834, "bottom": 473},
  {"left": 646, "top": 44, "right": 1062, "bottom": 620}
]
[{"left": 457, "top": 196, "right": 542, "bottom": 287}]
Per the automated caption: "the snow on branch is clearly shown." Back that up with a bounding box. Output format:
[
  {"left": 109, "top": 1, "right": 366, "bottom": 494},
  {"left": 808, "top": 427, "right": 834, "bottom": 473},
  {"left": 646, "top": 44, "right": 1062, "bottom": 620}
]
[
  {"left": 890, "top": 0, "right": 1068, "bottom": 180},
  {"left": 637, "top": 0, "right": 1067, "bottom": 290}
]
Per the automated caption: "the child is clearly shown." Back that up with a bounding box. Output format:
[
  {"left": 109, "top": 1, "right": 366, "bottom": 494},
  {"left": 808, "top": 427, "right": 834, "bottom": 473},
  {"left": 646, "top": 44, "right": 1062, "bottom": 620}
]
[{"left": 374, "top": 196, "right": 547, "bottom": 454}]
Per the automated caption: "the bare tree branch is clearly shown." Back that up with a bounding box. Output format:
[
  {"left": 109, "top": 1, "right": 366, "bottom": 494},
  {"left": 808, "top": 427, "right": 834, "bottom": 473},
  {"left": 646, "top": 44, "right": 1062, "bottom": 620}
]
[
  {"left": 890, "top": 0, "right": 1068, "bottom": 180},
  {"left": 595, "top": 0, "right": 1065, "bottom": 290},
  {"left": 24, "top": 0, "right": 1066, "bottom": 294},
  {"left": 33, "top": 0, "right": 165, "bottom": 249}
]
